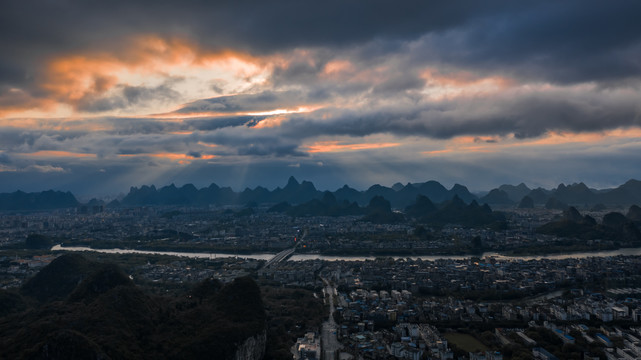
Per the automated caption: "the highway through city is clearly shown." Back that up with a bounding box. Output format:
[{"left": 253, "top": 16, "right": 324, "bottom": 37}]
[{"left": 321, "top": 277, "right": 341, "bottom": 360}]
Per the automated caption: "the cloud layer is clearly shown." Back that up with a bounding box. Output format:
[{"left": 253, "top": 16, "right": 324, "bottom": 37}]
[{"left": 1, "top": 0, "right": 641, "bottom": 194}]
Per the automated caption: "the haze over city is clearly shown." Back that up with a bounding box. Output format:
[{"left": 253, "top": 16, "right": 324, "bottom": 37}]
[{"left": 1, "top": 0, "right": 641, "bottom": 196}]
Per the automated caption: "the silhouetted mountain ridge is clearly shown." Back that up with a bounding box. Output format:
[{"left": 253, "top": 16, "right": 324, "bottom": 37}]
[
  {"left": 498, "top": 183, "right": 531, "bottom": 202},
  {"left": 0, "top": 190, "right": 78, "bottom": 211},
  {"left": 404, "top": 195, "right": 506, "bottom": 229},
  {"left": 537, "top": 206, "right": 641, "bottom": 243},
  {"left": 3, "top": 178, "right": 641, "bottom": 210},
  {"left": 483, "top": 180, "right": 641, "bottom": 207},
  {"left": 118, "top": 177, "right": 479, "bottom": 208}
]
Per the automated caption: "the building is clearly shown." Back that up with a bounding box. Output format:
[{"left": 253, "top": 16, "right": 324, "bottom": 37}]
[
  {"left": 533, "top": 347, "right": 559, "bottom": 360},
  {"left": 294, "top": 332, "right": 320, "bottom": 359}
]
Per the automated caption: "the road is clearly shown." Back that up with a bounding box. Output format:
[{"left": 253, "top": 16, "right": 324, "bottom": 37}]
[
  {"left": 263, "top": 247, "right": 295, "bottom": 268},
  {"left": 263, "top": 229, "right": 307, "bottom": 268},
  {"left": 321, "top": 278, "right": 341, "bottom": 360}
]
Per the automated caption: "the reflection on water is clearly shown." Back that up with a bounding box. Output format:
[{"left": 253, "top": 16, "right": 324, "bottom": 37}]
[{"left": 52, "top": 244, "right": 641, "bottom": 262}]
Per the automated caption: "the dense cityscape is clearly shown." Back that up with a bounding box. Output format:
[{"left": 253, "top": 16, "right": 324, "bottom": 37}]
[{"left": 2, "top": 182, "right": 641, "bottom": 359}]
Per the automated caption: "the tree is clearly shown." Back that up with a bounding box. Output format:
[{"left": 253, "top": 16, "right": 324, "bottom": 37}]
[{"left": 25, "top": 233, "right": 52, "bottom": 249}]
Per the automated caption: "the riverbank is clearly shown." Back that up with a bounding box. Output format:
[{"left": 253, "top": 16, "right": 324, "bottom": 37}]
[{"left": 51, "top": 244, "right": 641, "bottom": 262}]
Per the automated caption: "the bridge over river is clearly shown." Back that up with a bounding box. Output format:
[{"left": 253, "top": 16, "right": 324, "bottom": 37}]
[
  {"left": 262, "top": 229, "right": 307, "bottom": 268},
  {"left": 263, "top": 247, "right": 296, "bottom": 267}
]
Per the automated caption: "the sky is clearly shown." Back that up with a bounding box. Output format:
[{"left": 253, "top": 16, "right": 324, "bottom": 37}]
[{"left": 1, "top": 0, "right": 641, "bottom": 196}]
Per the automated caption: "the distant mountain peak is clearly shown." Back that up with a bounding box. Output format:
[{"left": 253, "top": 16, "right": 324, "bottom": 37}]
[
  {"left": 563, "top": 206, "right": 583, "bottom": 222},
  {"left": 498, "top": 183, "right": 532, "bottom": 202},
  {"left": 624, "top": 179, "right": 641, "bottom": 186},
  {"left": 286, "top": 176, "right": 299, "bottom": 187},
  {"left": 518, "top": 196, "right": 534, "bottom": 208},
  {"left": 181, "top": 183, "right": 197, "bottom": 191},
  {"left": 480, "top": 189, "right": 513, "bottom": 205},
  {"left": 300, "top": 180, "right": 316, "bottom": 189}
]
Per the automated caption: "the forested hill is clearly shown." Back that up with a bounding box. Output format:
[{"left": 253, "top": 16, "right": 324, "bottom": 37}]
[{"left": 0, "top": 254, "right": 267, "bottom": 359}]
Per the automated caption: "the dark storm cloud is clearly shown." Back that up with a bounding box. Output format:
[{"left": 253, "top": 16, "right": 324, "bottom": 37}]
[
  {"left": 406, "top": 1, "right": 641, "bottom": 85},
  {"left": 2, "top": 82, "right": 639, "bottom": 159},
  {"left": 0, "top": 128, "right": 90, "bottom": 152},
  {"left": 371, "top": 73, "right": 427, "bottom": 94},
  {"left": 194, "top": 129, "right": 306, "bottom": 157},
  {"left": 279, "top": 89, "right": 641, "bottom": 140},
  {"left": 3, "top": 0, "right": 641, "bottom": 196},
  {"left": 185, "top": 116, "right": 264, "bottom": 131},
  {"left": 77, "top": 83, "right": 182, "bottom": 113},
  {"left": 174, "top": 91, "right": 310, "bottom": 114},
  {"left": 87, "top": 115, "right": 262, "bottom": 136},
  {"left": 237, "top": 143, "right": 307, "bottom": 157},
  {"left": 270, "top": 58, "right": 328, "bottom": 87},
  {"left": 0, "top": 130, "right": 43, "bottom": 149},
  {"left": 107, "top": 118, "right": 181, "bottom": 135},
  {"left": 108, "top": 115, "right": 263, "bottom": 135},
  {"left": 4, "top": 0, "right": 641, "bottom": 92},
  {"left": 0, "top": 152, "right": 11, "bottom": 164},
  {"left": 117, "top": 148, "right": 146, "bottom": 155}
]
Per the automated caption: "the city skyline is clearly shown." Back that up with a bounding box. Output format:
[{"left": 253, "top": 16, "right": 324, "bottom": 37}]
[{"left": 2, "top": 1, "right": 641, "bottom": 195}]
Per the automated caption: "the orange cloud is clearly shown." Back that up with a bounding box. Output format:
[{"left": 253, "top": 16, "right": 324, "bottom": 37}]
[
  {"left": 0, "top": 89, "right": 59, "bottom": 118},
  {"left": 421, "top": 149, "right": 453, "bottom": 155},
  {"left": 118, "top": 152, "right": 216, "bottom": 162},
  {"left": 252, "top": 115, "right": 288, "bottom": 129},
  {"left": 1, "top": 35, "right": 266, "bottom": 117},
  {"left": 41, "top": 56, "right": 121, "bottom": 106},
  {"left": 0, "top": 165, "right": 17, "bottom": 172},
  {"left": 422, "top": 128, "right": 641, "bottom": 157},
  {"left": 0, "top": 117, "right": 113, "bottom": 131},
  {"left": 18, "top": 150, "right": 97, "bottom": 158},
  {"left": 306, "top": 141, "right": 400, "bottom": 153},
  {"left": 248, "top": 106, "right": 320, "bottom": 117},
  {"left": 349, "top": 65, "right": 391, "bottom": 85},
  {"left": 322, "top": 60, "right": 355, "bottom": 77},
  {"left": 197, "top": 141, "right": 218, "bottom": 148},
  {"left": 419, "top": 68, "right": 515, "bottom": 100},
  {"left": 511, "top": 129, "right": 641, "bottom": 147},
  {"left": 154, "top": 105, "right": 321, "bottom": 120},
  {"left": 421, "top": 68, "right": 514, "bottom": 88},
  {"left": 461, "top": 129, "right": 641, "bottom": 151}
]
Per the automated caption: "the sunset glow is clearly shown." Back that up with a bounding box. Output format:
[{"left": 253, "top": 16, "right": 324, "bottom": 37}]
[
  {"left": 307, "top": 141, "right": 401, "bottom": 153},
  {"left": 17, "top": 151, "right": 97, "bottom": 159},
  {"left": 1, "top": 1, "right": 641, "bottom": 194}
]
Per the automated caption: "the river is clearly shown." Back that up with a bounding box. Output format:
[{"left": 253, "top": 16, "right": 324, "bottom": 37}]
[
  {"left": 50, "top": 245, "right": 276, "bottom": 260},
  {"left": 51, "top": 245, "right": 641, "bottom": 262}
]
